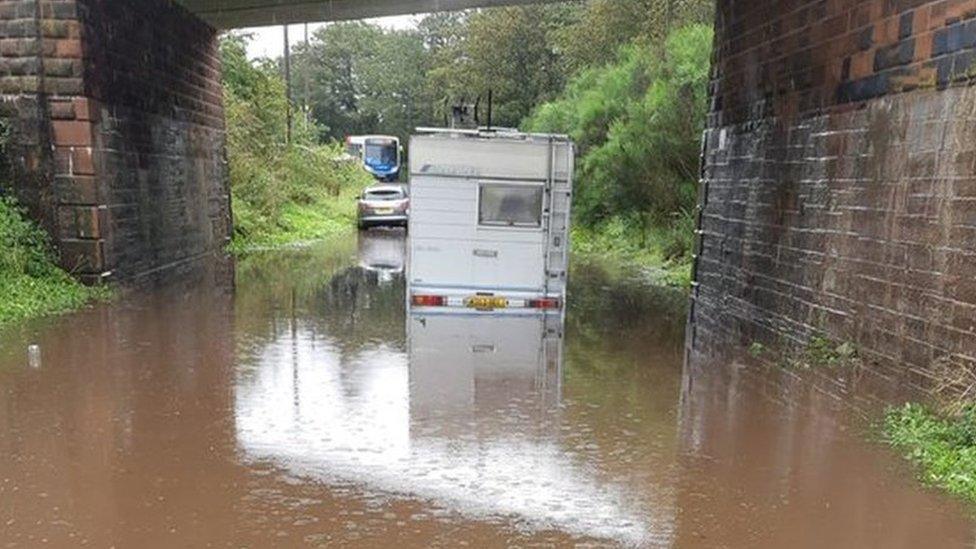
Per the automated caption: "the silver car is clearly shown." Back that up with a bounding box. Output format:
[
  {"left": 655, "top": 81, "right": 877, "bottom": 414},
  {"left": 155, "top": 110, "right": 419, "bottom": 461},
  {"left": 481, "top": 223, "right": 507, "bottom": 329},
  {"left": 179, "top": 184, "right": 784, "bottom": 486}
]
[{"left": 357, "top": 185, "right": 409, "bottom": 230}]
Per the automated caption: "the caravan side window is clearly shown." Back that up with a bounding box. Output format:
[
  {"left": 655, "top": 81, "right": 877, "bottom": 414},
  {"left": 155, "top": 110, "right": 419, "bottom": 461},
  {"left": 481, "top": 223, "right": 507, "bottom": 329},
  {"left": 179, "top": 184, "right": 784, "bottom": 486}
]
[{"left": 478, "top": 184, "right": 544, "bottom": 228}]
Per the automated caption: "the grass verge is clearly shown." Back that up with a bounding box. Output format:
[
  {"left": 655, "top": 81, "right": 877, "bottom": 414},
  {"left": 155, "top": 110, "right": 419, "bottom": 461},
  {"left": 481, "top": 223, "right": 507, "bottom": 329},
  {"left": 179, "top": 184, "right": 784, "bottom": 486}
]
[
  {"left": 227, "top": 144, "right": 373, "bottom": 255},
  {"left": 0, "top": 196, "right": 107, "bottom": 325},
  {"left": 571, "top": 214, "right": 694, "bottom": 289},
  {"left": 229, "top": 182, "right": 365, "bottom": 254},
  {"left": 884, "top": 403, "right": 976, "bottom": 502}
]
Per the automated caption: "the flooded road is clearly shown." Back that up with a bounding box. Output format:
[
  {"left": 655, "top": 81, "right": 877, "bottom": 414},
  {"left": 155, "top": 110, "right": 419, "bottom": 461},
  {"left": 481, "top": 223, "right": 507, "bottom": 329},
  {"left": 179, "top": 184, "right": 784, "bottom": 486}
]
[{"left": 1, "top": 232, "right": 974, "bottom": 548}]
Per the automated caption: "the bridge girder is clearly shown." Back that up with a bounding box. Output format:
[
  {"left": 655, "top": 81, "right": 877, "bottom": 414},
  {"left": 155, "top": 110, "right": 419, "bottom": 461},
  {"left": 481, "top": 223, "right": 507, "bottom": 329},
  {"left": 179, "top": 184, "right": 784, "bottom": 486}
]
[{"left": 177, "top": 0, "right": 560, "bottom": 29}]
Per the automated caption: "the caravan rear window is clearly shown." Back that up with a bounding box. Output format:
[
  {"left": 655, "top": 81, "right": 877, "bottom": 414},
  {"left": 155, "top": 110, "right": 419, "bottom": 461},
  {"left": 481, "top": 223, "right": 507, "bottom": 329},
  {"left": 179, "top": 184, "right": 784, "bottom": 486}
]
[{"left": 478, "top": 184, "right": 544, "bottom": 227}]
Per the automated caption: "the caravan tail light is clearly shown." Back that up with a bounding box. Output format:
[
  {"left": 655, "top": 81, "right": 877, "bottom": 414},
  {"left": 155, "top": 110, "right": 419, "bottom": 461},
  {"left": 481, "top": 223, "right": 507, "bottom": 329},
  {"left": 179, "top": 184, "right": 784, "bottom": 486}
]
[
  {"left": 411, "top": 295, "right": 446, "bottom": 307},
  {"left": 528, "top": 298, "right": 560, "bottom": 310}
]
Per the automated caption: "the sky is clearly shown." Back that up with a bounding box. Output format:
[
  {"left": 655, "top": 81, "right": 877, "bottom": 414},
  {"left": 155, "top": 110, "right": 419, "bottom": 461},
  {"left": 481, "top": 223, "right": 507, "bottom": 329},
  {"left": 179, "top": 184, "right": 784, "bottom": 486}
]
[{"left": 242, "top": 15, "right": 420, "bottom": 59}]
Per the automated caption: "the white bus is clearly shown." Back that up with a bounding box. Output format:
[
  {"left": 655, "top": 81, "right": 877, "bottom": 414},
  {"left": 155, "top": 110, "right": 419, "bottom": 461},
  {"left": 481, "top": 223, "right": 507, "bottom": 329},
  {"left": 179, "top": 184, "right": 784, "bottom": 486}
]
[{"left": 407, "top": 128, "right": 574, "bottom": 316}]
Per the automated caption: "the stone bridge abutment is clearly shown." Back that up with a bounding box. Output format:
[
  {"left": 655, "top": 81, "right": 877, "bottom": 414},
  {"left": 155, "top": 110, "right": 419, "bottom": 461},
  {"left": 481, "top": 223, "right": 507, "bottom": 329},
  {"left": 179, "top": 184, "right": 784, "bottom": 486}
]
[
  {"left": 691, "top": 0, "right": 976, "bottom": 388},
  {"left": 0, "top": 0, "right": 229, "bottom": 283}
]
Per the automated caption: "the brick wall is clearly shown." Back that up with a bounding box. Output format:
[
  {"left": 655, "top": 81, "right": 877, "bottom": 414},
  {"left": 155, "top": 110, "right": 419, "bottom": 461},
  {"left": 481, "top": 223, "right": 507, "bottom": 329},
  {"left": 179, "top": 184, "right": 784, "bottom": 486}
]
[
  {"left": 0, "top": 0, "right": 79, "bottom": 246},
  {"left": 0, "top": 0, "right": 230, "bottom": 283},
  {"left": 692, "top": 0, "right": 976, "bottom": 390}
]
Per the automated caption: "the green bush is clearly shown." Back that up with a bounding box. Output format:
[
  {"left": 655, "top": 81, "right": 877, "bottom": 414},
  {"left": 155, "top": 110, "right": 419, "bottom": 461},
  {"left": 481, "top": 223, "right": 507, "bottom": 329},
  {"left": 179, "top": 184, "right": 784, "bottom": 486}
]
[
  {"left": 571, "top": 211, "right": 694, "bottom": 288},
  {"left": 228, "top": 141, "right": 372, "bottom": 251},
  {"left": 525, "top": 24, "right": 712, "bottom": 280},
  {"left": 0, "top": 196, "right": 104, "bottom": 324},
  {"left": 0, "top": 196, "right": 56, "bottom": 278}
]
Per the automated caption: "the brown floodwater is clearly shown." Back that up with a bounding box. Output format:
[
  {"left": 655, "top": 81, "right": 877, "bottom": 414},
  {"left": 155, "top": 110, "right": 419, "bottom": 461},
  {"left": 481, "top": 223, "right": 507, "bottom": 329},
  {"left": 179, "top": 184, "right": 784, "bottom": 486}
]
[{"left": 1, "top": 232, "right": 973, "bottom": 548}]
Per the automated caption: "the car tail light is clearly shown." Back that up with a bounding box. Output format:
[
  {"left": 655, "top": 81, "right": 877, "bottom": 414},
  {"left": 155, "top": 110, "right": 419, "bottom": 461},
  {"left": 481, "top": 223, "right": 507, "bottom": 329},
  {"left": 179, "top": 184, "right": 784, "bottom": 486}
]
[
  {"left": 411, "top": 295, "right": 446, "bottom": 307},
  {"left": 527, "top": 298, "right": 560, "bottom": 310}
]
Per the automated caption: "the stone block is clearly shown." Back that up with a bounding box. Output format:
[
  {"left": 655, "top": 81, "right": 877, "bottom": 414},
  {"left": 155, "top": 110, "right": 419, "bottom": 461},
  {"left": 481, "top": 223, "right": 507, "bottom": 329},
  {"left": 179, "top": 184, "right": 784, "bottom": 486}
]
[
  {"left": 54, "top": 38, "right": 81, "bottom": 58},
  {"left": 59, "top": 238, "right": 104, "bottom": 274},
  {"left": 51, "top": 119, "right": 91, "bottom": 146},
  {"left": 54, "top": 175, "right": 98, "bottom": 204},
  {"left": 58, "top": 204, "right": 100, "bottom": 239}
]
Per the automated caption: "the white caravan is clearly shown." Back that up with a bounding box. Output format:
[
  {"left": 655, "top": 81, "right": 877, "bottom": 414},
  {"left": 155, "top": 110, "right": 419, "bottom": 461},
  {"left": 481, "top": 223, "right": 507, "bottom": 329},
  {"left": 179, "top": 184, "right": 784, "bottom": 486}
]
[{"left": 407, "top": 128, "right": 574, "bottom": 315}]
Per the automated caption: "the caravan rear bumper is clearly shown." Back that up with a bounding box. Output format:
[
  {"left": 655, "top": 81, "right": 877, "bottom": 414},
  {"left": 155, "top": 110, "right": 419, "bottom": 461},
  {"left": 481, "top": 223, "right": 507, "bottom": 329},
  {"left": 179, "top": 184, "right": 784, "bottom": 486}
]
[{"left": 408, "top": 286, "right": 563, "bottom": 314}]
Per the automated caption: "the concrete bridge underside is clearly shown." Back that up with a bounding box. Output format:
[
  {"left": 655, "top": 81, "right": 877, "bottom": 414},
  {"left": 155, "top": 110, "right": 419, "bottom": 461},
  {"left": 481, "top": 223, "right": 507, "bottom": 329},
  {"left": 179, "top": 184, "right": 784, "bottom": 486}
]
[{"left": 178, "top": 0, "right": 556, "bottom": 28}]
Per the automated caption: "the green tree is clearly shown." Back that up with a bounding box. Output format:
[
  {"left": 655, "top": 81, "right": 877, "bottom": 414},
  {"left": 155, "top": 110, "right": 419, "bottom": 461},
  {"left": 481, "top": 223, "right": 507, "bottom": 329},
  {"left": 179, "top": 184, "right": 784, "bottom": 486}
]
[
  {"left": 358, "top": 29, "right": 432, "bottom": 140},
  {"left": 553, "top": 0, "right": 714, "bottom": 73},
  {"left": 221, "top": 34, "right": 290, "bottom": 157},
  {"left": 297, "top": 22, "right": 385, "bottom": 140},
  {"left": 418, "top": 11, "right": 469, "bottom": 125},
  {"left": 525, "top": 24, "right": 714, "bottom": 262},
  {"left": 430, "top": 6, "right": 573, "bottom": 127},
  {"left": 292, "top": 23, "right": 435, "bottom": 143}
]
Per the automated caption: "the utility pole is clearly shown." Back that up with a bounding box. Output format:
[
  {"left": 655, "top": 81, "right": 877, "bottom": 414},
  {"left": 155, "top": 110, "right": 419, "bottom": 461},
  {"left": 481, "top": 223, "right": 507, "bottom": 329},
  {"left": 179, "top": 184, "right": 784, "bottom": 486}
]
[
  {"left": 284, "top": 24, "right": 292, "bottom": 144},
  {"left": 304, "top": 22, "right": 310, "bottom": 123}
]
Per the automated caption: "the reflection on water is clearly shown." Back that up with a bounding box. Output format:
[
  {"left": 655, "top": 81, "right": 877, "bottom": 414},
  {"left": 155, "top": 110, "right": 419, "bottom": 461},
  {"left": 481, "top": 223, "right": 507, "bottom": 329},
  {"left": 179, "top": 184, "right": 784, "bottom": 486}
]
[
  {"left": 0, "top": 235, "right": 974, "bottom": 547},
  {"left": 236, "top": 296, "right": 660, "bottom": 545},
  {"left": 358, "top": 229, "right": 406, "bottom": 279}
]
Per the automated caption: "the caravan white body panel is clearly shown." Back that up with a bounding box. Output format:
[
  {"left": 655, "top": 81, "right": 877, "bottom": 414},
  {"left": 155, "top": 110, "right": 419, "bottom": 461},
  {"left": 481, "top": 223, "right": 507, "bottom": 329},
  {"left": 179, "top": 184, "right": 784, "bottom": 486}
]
[{"left": 407, "top": 130, "right": 574, "bottom": 313}]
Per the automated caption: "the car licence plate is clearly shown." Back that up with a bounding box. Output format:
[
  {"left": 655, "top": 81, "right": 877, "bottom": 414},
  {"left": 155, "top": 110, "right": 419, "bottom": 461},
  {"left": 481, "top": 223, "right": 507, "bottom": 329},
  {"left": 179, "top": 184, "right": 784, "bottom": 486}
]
[
  {"left": 374, "top": 208, "right": 394, "bottom": 215},
  {"left": 465, "top": 296, "right": 508, "bottom": 310}
]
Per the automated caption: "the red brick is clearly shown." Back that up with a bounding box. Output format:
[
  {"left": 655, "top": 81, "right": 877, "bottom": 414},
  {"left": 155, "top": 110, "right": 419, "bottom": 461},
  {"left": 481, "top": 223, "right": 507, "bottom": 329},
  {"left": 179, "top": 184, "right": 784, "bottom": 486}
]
[
  {"left": 850, "top": 51, "right": 873, "bottom": 79},
  {"left": 54, "top": 146, "right": 95, "bottom": 176},
  {"left": 54, "top": 38, "right": 81, "bottom": 58},
  {"left": 48, "top": 98, "right": 75, "bottom": 120},
  {"left": 51, "top": 120, "right": 91, "bottom": 146},
  {"left": 71, "top": 147, "right": 95, "bottom": 175},
  {"left": 72, "top": 97, "right": 97, "bottom": 121}
]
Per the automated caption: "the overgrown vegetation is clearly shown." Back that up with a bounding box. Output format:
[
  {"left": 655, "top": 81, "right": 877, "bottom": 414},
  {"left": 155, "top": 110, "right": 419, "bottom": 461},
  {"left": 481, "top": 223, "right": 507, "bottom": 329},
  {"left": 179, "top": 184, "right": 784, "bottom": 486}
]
[
  {"left": 0, "top": 197, "right": 105, "bottom": 325},
  {"left": 524, "top": 24, "right": 713, "bottom": 286},
  {"left": 880, "top": 353, "right": 976, "bottom": 503},
  {"left": 884, "top": 403, "right": 976, "bottom": 502},
  {"left": 571, "top": 215, "right": 695, "bottom": 288},
  {"left": 235, "top": 1, "right": 715, "bottom": 277},
  {"left": 221, "top": 35, "right": 373, "bottom": 253}
]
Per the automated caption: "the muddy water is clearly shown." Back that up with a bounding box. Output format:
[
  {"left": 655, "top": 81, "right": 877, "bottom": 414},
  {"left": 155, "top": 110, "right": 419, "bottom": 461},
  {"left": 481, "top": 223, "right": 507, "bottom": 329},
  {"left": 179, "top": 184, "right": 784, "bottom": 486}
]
[{"left": 0, "top": 232, "right": 973, "bottom": 548}]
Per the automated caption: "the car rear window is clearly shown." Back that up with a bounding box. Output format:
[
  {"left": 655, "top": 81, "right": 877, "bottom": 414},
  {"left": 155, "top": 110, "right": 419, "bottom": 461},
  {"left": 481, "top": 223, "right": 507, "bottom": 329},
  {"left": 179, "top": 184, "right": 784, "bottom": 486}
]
[{"left": 365, "top": 189, "right": 403, "bottom": 200}]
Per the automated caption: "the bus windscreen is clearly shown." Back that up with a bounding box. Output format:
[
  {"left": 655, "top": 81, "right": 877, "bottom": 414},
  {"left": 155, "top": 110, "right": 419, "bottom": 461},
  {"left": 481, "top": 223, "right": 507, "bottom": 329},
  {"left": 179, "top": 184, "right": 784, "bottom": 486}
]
[{"left": 365, "top": 141, "right": 397, "bottom": 165}]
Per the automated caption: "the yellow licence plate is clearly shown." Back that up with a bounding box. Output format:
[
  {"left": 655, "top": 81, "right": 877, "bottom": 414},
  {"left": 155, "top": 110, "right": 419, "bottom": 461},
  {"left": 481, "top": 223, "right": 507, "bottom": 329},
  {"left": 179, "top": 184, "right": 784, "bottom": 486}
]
[
  {"left": 374, "top": 208, "right": 394, "bottom": 215},
  {"left": 466, "top": 296, "right": 508, "bottom": 310}
]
